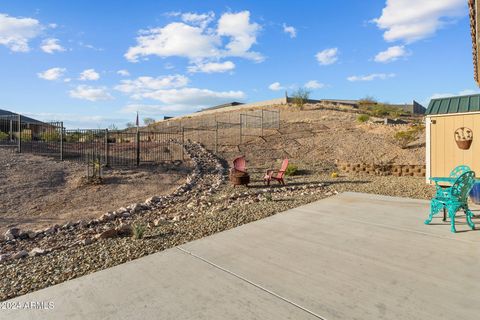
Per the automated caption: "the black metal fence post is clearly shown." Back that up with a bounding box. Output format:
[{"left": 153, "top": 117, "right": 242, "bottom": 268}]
[
  {"left": 182, "top": 127, "right": 185, "bottom": 160},
  {"left": 136, "top": 129, "right": 140, "bottom": 166},
  {"left": 216, "top": 122, "right": 219, "bottom": 154},
  {"left": 105, "top": 129, "right": 109, "bottom": 167},
  {"left": 59, "top": 121, "right": 64, "bottom": 160},
  {"left": 17, "top": 114, "right": 21, "bottom": 153}
]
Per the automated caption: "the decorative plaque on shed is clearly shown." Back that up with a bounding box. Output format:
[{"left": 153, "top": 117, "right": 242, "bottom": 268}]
[{"left": 454, "top": 127, "right": 473, "bottom": 150}]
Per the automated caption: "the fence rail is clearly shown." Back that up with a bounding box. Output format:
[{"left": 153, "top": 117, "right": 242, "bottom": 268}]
[{"left": 0, "top": 108, "right": 280, "bottom": 166}]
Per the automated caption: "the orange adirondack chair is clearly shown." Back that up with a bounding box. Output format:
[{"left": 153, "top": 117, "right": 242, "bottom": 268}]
[{"left": 264, "top": 159, "right": 288, "bottom": 186}]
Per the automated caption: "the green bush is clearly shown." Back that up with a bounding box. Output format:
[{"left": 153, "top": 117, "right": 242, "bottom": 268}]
[
  {"left": 358, "top": 102, "right": 403, "bottom": 118},
  {"left": 40, "top": 130, "right": 61, "bottom": 142},
  {"left": 291, "top": 88, "right": 311, "bottom": 109},
  {"left": 357, "top": 114, "right": 370, "bottom": 122},
  {"left": 393, "top": 125, "right": 424, "bottom": 149},
  {"left": 285, "top": 164, "right": 298, "bottom": 176},
  {"left": 132, "top": 224, "right": 145, "bottom": 240},
  {"left": 0, "top": 132, "right": 9, "bottom": 141}
]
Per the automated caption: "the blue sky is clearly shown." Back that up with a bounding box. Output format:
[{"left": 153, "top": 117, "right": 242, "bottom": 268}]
[{"left": 0, "top": 0, "right": 477, "bottom": 128}]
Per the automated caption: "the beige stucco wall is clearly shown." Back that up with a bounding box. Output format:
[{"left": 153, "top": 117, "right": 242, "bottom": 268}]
[{"left": 429, "top": 113, "right": 480, "bottom": 178}]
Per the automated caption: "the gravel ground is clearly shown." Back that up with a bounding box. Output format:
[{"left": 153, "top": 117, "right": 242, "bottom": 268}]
[
  {"left": 0, "top": 152, "right": 190, "bottom": 233},
  {"left": 0, "top": 161, "right": 436, "bottom": 301}
]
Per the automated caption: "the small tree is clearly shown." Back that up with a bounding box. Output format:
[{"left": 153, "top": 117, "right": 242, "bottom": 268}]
[
  {"left": 291, "top": 87, "right": 311, "bottom": 109},
  {"left": 143, "top": 117, "right": 156, "bottom": 126},
  {"left": 125, "top": 122, "right": 136, "bottom": 128},
  {"left": 108, "top": 124, "right": 118, "bottom": 131}
]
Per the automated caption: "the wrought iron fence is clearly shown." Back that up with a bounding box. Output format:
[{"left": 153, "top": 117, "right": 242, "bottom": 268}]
[{"left": 1, "top": 108, "right": 280, "bottom": 166}]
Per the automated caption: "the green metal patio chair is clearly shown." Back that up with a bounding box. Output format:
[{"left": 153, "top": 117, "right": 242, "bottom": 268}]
[
  {"left": 425, "top": 171, "right": 476, "bottom": 233},
  {"left": 432, "top": 165, "right": 471, "bottom": 221}
]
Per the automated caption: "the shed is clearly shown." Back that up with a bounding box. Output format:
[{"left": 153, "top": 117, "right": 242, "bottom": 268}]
[{"left": 425, "top": 94, "right": 480, "bottom": 181}]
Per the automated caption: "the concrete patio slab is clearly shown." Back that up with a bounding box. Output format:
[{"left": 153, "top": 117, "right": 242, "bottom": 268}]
[{"left": 2, "top": 192, "right": 480, "bottom": 320}]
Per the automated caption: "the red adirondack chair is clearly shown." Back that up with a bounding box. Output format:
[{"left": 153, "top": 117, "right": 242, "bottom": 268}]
[
  {"left": 230, "top": 156, "right": 250, "bottom": 187},
  {"left": 232, "top": 156, "right": 247, "bottom": 173},
  {"left": 264, "top": 159, "right": 288, "bottom": 186}
]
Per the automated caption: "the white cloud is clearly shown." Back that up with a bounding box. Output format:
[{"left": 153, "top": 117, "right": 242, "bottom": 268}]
[
  {"left": 374, "top": 45, "right": 408, "bottom": 63},
  {"left": 117, "top": 69, "right": 130, "bottom": 76},
  {"left": 304, "top": 80, "right": 324, "bottom": 89},
  {"left": 69, "top": 85, "right": 113, "bottom": 101},
  {"left": 125, "top": 22, "right": 219, "bottom": 62},
  {"left": 180, "top": 12, "right": 215, "bottom": 28},
  {"left": 121, "top": 103, "right": 196, "bottom": 115},
  {"left": 268, "top": 82, "right": 285, "bottom": 91},
  {"left": 40, "top": 38, "right": 65, "bottom": 54},
  {"left": 188, "top": 61, "right": 235, "bottom": 73},
  {"left": 0, "top": 13, "right": 43, "bottom": 52},
  {"left": 315, "top": 48, "right": 338, "bottom": 65},
  {"left": 37, "top": 67, "right": 66, "bottom": 80},
  {"left": 115, "top": 74, "right": 244, "bottom": 110},
  {"left": 347, "top": 73, "right": 396, "bottom": 82},
  {"left": 141, "top": 88, "right": 245, "bottom": 107},
  {"left": 79, "top": 69, "right": 100, "bottom": 81},
  {"left": 428, "top": 89, "right": 480, "bottom": 102},
  {"left": 217, "top": 11, "right": 263, "bottom": 62},
  {"left": 115, "top": 75, "right": 189, "bottom": 98},
  {"left": 125, "top": 11, "right": 263, "bottom": 64},
  {"left": 373, "top": 0, "right": 466, "bottom": 43},
  {"left": 282, "top": 23, "right": 296, "bottom": 38}
]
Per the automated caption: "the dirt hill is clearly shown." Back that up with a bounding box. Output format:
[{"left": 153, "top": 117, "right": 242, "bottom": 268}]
[{"left": 154, "top": 103, "right": 426, "bottom": 171}]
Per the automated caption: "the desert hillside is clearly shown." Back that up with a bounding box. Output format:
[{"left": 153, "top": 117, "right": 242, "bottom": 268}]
[{"left": 155, "top": 103, "right": 426, "bottom": 171}]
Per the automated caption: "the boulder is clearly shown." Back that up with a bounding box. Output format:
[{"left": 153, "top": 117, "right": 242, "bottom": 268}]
[
  {"left": 4, "top": 228, "right": 21, "bottom": 240},
  {"left": 12, "top": 250, "right": 28, "bottom": 260},
  {"left": 95, "top": 228, "right": 118, "bottom": 239},
  {"left": 29, "top": 248, "right": 46, "bottom": 257},
  {"left": 27, "top": 230, "right": 37, "bottom": 239},
  {"left": 115, "top": 224, "right": 132, "bottom": 236},
  {"left": 80, "top": 238, "right": 93, "bottom": 245}
]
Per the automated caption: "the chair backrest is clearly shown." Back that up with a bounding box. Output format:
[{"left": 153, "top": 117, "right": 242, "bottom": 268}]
[
  {"left": 233, "top": 156, "right": 246, "bottom": 172},
  {"left": 451, "top": 171, "right": 476, "bottom": 202},
  {"left": 449, "top": 165, "right": 471, "bottom": 179},
  {"left": 276, "top": 159, "right": 289, "bottom": 178}
]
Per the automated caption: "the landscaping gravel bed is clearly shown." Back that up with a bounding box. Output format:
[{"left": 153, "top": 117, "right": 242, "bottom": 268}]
[{"left": 0, "top": 144, "right": 435, "bottom": 301}]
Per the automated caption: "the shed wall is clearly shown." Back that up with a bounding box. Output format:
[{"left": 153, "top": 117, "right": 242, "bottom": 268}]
[{"left": 430, "top": 113, "right": 480, "bottom": 178}]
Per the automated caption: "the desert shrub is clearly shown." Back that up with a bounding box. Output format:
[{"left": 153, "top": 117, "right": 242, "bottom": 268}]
[
  {"left": 358, "top": 96, "right": 377, "bottom": 108},
  {"left": 357, "top": 114, "right": 370, "bottom": 122},
  {"left": 132, "top": 224, "right": 145, "bottom": 240},
  {"left": 285, "top": 164, "right": 298, "bottom": 176},
  {"left": 265, "top": 193, "right": 273, "bottom": 201},
  {"left": 331, "top": 172, "right": 339, "bottom": 178},
  {"left": 14, "top": 130, "right": 32, "bottom": 141},
  {"left": 0, "top": 132, "right": 9, "bottom": 141},
  {"left": 143, "top": 117, "right": 156, "bottom": 126},
  {"left": 393, "top": 125, "right": 424, "bottom": 149},
  {"left": 291, "top": 88, "right": 311, "bottom": 109},
  {"left": 40, "top": 130, "right": 61, "bottom": 142}
]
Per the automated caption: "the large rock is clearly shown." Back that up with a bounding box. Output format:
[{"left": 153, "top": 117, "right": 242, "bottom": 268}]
[
  {"left": 4, "top": 228, "right": 21, "bottom": 240},
  {"left": 29, "top": 248, "right": 46, "bottom": 257},
  {"left": 115, "top": 224, "right": 132, "bottom": 236},
  {"left": 95, "top": 228, "right": 118, "bottom": 239},
  {"left": 12, "top": 250, "right": 28, "bottom": 260}
]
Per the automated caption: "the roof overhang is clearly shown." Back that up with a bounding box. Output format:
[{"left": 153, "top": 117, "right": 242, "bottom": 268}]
[{"left": 469, "top": 0, "right": 480, "bottom": 85}]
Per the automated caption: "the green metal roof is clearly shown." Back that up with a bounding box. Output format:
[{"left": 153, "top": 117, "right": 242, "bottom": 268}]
[{"left": 426, "top": 94, "right": 480, "bottom": 115}]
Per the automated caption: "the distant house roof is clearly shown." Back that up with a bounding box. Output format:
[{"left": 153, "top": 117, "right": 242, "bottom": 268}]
[
  {"left": 199, "top": 102, "right": 244, "bottom": 112},
  {"left": 426, "top": 94, "right": 480, "bottom": 115},
  {"left": 0, "top": 109, "right": 46, "bottom": 125}
]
